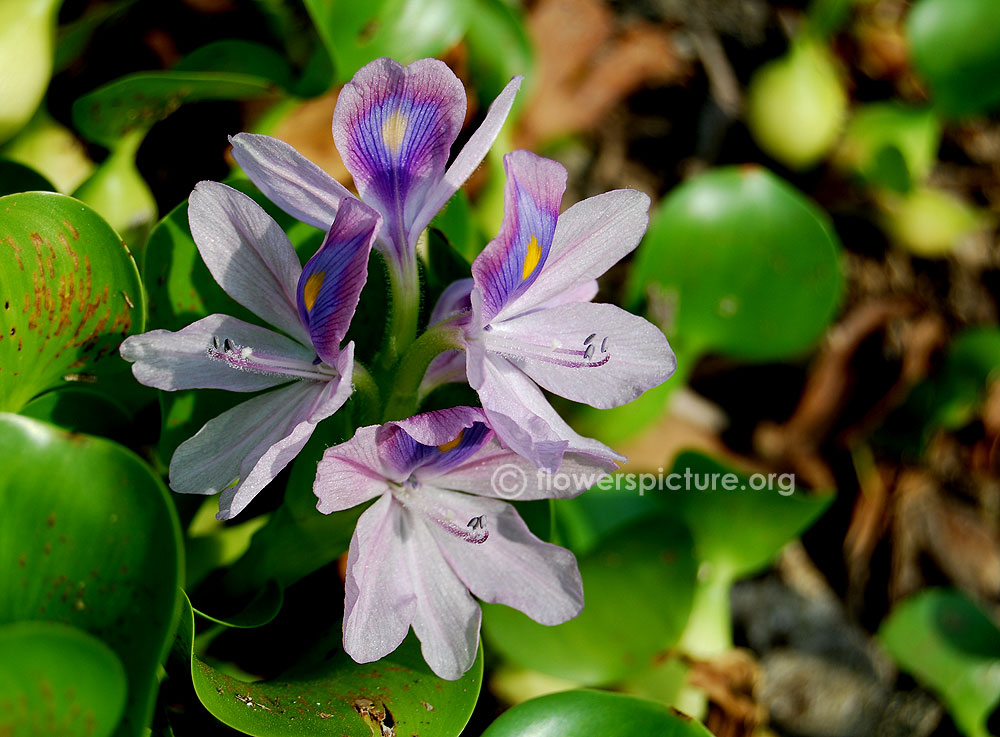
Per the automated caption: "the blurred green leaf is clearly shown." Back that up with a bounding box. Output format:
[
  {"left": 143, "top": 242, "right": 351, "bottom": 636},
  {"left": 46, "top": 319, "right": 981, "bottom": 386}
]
[
  {"left": 667, "top": 451, "right": 831, "bottom": 579},
  {"left": 626, "top": 166, "right": 843, "bottom": 361},
  {"left": 73, "top": 130, "right": 158, "bottom": 257},
  {"left": 175, "top": 40, "right": 296, "bottom": 91},
  {"left": 480, "top": 690, "right": 712, "bottom": 737},
  {"left": 192, "top": 580, "right": 283, "bottom": 629},
  {"left": 0, "top": 157, "right": 55, "bottom": 196},
  {"left": 907, "top": 0, "right": 1000, "bottom": 117},
  {"left": 464, "top": 0, "right": 534, "bottom": 103},
  {"left": 303, "top": 0, "right": 471, "bottom": 82},
  {"left": 745, "top": 40, "right": 847, "bottom": 170},
  {"left": 880, "top": 588, "right": 1000, "bottom": 737},
  {"left": 174, "top": 593, "right": 482, "bottom": 736},
  {"left": 0, "top": 110, "right": 95, "bottom": 194},
  {"left": 0, "top": 0, "right": 59, "bottom": 145},
  {"left": 0, "top": 191, "right": 143, "bottom": 412},
  {"left": 20, "top": 385, "right": 131, "bottom": 438},
  {"left": 879, "top": 186, "right": 987, "bottom": 258},
  {"left": 430, "top": 189, "right": 479, "bottom": 264},
  {"left": 836, "top": 103, "right": 941, "bottom": 191},
  {"left": 0, "top": 620, "right": 127, "bottom": 737},
  {"left": 482, "top": 515, "right": 697, "bottom": 685},
  {"left": 0, "top": 413, "right": 183, "bottom": 737},
  {"left": 72, "top": 72, "right": 279, "bottom": 148},
  {"left": 805, "top": 0, "right": 853, "bottom": 38},
  {"left": 54, "top": 0, "right": 139, "bottom": 72}
]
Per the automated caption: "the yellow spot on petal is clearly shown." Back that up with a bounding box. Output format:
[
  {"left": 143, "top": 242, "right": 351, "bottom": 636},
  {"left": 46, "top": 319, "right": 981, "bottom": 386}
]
[
  {"left": 303, "top": 271, "right": 325, "bottom": 312},
  {"left": 438, "top": 429, "right": 464, "bottom": 453},
  {"left": 522, "top": 235, "right": 542, "bottom": 280},
  {"left": 382, "top": 111, "right": 408, "bottom": 155}
]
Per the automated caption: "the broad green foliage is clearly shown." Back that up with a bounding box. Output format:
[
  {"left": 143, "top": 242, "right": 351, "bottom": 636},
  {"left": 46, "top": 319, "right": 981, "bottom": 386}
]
[
  {"left": 627, "top": 166, "right": 844, "bottom": 361},
  {"left": 174, "top": 594, "right": 483, "bottom": 736},
  {"left": 0, "top": 621, "right": 127, "bottom": 737},
  {"left": 0, "top": 413, "right": 183, "bottom": 737},
  {"left": 304, "top": 0, "right": 471, "bottom": 82},
  {"left": 480, "top": 690, "right": 713, "bottom": 737},
  {"left": 880, "top": 589, "right": 1000, "bottom": 737},
  {"left": 0, "top": 191, "right": 143, "bottom": 412},
  {"left": 72, "top": 72, "right": 278, "bottom": 148},
  {"left": 906, "top": 0, "right": 1000, "bottom": 117},
  {"left": 482, "top": 516, "right": 697, "bottom": 685}
]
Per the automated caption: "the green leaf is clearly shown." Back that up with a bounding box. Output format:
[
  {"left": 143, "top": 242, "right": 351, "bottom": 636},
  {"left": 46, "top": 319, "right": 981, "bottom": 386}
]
[
  {"left": 836, "top": 103, "right": 941, "bottom": 191},
  {"left": 667, "top": 451, "right": 831, "bottom": 579},
  {"left": 0, "top": 0, "right": 59, "bottom": 146},
  {"left": 72, "top": 71, "right": 279, "bottom": 148},
  {"left": 0, "top": 413, "right": 184, "bottom": 737},
  {"left": 0, "top": 191, "right": 143, "bottom": 412},
  {"left": 907, "top": 0, "right": 1000, "bottom": 117},
  {"left": 0, "top": 620, "right": 128, "bottom": 737},
  {"left": 0, "top": 157, "right": 55, "bottom": 196},
  {"left": 482, "top": 516, "right": 697, "bottom": 685},
  {"left": 19, "top": 385, "right": 132, "bottom": 437},
  {"left": 745, "top": 40, "right": 847, "bottom": 170},
  {"left": 880, "top": 588, "right": 1000, "bottom": 737},
  {"left": 464, "top": 0, "right": 535, "bottom": 103},
  {"left": 480, "top": 690, "right": 713, "bottom": 737},
  {"left": 73, "top": 131, "right": 158, "bottom": 257},
  {"left": 192, "top": 580, "right": 283, "bottom": 629},
  {"left": 626, "top": 166, "right": 844, "bottom": 361},
  {"left": 174, "top": 40, "right": 296, "bottom": 91},
  {"left": 303, "top": 0, "right": 471, "bottom": 82},
  {"left": 174, "top": 593, "right": 482, "bottom": 736}
]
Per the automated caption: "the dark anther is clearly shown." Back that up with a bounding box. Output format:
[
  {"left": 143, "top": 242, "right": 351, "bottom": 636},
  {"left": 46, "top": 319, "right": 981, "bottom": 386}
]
[
  {"left": 467, "top": 515, "right": 485, "bottom": 530},
  {"left": 601, "top": 336, "right": 608, "bottom": 353},
  {"left": 584, "top": 332, "right": 597, "bottom": 345},
  {"left": 223, "top": 338, "right": 234, "bottom": 352}
]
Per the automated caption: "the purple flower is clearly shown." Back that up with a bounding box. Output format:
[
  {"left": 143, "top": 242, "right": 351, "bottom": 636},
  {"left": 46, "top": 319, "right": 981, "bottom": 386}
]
[
  {"left": 314, "top": 407, "right": 599, "bottom": 679},
  {"left": 425, "top": 150, "right": 676, "bottom": 471},
  {"left": 228, "top": 58, "right": 521, "bottom": 280},
  {"left": 120, "top": 182, "right": 380, "bottom": 519}
]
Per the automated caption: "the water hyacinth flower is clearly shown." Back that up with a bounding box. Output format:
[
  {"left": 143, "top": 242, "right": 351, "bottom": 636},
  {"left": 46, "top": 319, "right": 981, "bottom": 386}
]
[
  {"left": 425, "top": 150, "right": 676, "bottom": 471},
  {"left": 314, "top": 407, "right": 601, "bottom": 679},
  {"left": 229, "top": 58, "right": 521, "bottom": 284},
  {"left": 120, "top": 182, "right": 380, "bottom": 519}
]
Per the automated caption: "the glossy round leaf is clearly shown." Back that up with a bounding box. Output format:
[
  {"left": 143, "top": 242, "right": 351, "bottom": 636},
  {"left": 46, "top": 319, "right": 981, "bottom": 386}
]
[
  {"left": 481, "top": 690, "right": 713, "bottom": 737},
  {"left": 71, "top": 71, "right": 279, "bottom": 148},
  {"left": 906, "top": 0, "right": 1000, "bottom": 117},
  {"left": 174, "top": 40, "right": 296, "bottom": 91},
  {"left": 880, "top": 588, "right": 1000, "bottom": 737},
  {"left": 174, "top": 594, "right": 483, "bottom": 736},
  {"left": 0, "top": 191, "right": 143, "bottom": 412},
  {"left": 627, "top": 166, "right": 843, "bottom": 361},
  {"left": 0, "top": 413, "right": 184, "bottom": 737},
  {"left": 304, "top": 0, "right": 471, "bottom": 82},
  {"left": 0, "top": 620, "right": 128, "bottom": 737},
  {"left": 482, "top": 516, "right": 697, "bottom": 685}
]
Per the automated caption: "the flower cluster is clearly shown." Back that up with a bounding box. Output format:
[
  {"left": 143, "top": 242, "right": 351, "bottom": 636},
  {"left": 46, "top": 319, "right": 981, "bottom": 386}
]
[{"left": 121, "top": 57, "right": 675, "bottom": 679}]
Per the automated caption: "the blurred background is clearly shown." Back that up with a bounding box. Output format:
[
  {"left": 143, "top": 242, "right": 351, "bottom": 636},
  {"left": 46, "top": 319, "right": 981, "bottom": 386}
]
[{"left": 3, "top": 0, "right": 1000, "bottom": 735}]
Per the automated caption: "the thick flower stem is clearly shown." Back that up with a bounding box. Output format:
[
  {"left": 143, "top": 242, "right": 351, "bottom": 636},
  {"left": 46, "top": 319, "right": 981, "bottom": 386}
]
[
  {"left": 382, "top": 319, "right": 464, "bottom": 422},
  {"left": 380, "top": 248, "right": 421, "bottom": 373}
]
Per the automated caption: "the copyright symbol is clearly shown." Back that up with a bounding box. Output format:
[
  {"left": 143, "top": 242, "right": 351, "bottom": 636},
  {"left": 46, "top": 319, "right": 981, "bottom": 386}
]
[{"left": 491, "top": 463, "right": 526, "bottom": 499}]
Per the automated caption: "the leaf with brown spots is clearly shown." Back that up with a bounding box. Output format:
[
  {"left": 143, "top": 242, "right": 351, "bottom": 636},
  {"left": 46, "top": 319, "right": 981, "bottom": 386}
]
[{"left": 0, "top": 192, "right": 143, "bottom": 411}]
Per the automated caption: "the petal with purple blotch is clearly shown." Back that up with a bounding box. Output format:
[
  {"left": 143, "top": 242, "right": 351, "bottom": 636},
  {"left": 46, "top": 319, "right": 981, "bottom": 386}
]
[
  {"left": 471, "top": 150, "right": 566, "bottom": 324},
  {"left": 296, "top": 198, "right": 381, "bottom": 365}
]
